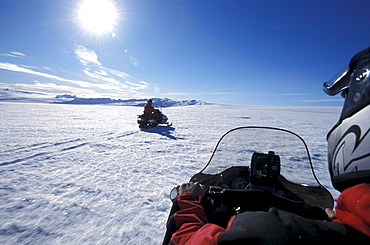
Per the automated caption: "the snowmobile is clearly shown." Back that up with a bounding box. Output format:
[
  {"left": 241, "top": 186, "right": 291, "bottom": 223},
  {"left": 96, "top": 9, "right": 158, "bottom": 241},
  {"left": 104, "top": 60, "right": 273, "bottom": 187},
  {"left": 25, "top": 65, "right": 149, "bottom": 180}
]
[
  {"left": 137, "top": 110, "right": 171, "bottom": 129},
  {"left": 162, "top": 126, "right": 334, "bottom": 245}
]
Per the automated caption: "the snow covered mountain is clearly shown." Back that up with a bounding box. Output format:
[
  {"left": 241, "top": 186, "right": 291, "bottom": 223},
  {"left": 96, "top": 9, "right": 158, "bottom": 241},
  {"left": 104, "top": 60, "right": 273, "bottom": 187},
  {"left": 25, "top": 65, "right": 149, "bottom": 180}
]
[{"left": 54, "top": 95, "right": 208, "bottom": 107}]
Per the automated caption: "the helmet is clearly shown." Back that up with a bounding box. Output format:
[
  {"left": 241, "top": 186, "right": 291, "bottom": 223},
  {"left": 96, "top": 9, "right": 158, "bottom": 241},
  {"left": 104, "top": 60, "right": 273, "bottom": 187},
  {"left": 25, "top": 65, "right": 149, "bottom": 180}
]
[
  {"left": 323, "top": 47, "right": 370, "bottom": 192},
  {"left": 147, "top": 99, "right": 153, "bottom": 104}
]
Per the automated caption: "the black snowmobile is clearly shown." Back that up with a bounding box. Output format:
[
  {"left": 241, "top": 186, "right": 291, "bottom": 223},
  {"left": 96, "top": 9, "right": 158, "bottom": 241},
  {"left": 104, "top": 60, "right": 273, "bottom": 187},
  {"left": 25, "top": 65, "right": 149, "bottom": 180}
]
[
  {"left": 162, "top": 126, "right": 334, "bottom": 245},
  {"left": 137, "top": 110, "right": 171, "bottom": 129}
]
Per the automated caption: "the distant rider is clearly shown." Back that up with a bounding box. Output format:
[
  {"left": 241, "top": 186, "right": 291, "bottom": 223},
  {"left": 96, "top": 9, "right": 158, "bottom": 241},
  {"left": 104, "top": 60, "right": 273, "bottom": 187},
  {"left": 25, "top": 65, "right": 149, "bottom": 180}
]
[
  {"left": 144, "top": 99, "right": 160, "bottom": 122},
  {"left": 167, "top": 47, "right": 370, "bottom": 244}
]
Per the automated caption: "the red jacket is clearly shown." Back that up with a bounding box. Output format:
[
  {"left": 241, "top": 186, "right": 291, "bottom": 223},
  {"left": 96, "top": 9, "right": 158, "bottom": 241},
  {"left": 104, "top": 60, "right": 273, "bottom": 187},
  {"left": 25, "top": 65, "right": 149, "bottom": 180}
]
[
  {"left": 171, "top": 183, "right": 370, "bottom": 245},
  {"left": 171, "top": 193, "right": 225, "bottom": 245},
  {"left": 144, "top": 103, "right": 157, "bottom": 116}
]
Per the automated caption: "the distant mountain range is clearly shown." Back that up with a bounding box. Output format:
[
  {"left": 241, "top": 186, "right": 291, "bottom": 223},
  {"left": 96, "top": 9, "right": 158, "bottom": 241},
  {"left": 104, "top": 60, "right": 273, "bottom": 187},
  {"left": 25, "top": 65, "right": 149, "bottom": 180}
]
[
  {"left": 54, "top": 94, "right": 208, "bottom": 107},
  {"left": 0, "top": 89, "right": 208, "bottom": 107}
]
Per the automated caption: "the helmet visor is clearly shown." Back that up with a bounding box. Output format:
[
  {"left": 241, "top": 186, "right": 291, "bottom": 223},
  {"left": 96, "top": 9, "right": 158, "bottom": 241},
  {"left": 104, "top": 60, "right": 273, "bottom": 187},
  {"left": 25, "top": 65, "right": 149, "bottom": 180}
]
[{"left": 323, "top": 65, "right": 351, "bottom": 96}]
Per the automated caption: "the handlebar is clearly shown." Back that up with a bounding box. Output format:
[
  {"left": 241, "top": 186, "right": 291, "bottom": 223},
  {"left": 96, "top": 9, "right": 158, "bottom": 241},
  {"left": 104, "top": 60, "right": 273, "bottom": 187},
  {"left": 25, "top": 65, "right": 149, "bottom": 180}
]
[
  {"left": 204, "top": 186, "right": 329, "bottom": 221},
  {"left": 171, "top": 185, "right": 329, "bottom": 222}
]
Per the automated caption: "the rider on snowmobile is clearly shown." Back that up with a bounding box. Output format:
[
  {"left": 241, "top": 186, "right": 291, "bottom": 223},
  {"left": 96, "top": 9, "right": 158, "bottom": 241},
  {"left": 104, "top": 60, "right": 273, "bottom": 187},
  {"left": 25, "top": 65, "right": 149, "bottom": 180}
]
[
  {"left": 168, "top": 47, "right": 370, "bottom": 244},
  {"left": 144, "top": 99, "right": 160, "bottom": 122}
]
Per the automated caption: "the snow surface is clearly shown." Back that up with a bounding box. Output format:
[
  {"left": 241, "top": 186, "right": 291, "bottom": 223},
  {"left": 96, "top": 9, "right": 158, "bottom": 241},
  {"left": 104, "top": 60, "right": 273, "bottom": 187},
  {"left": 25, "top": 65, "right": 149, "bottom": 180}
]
[{"left": 0, "top": 102, "right": 342, "bottom": 244}]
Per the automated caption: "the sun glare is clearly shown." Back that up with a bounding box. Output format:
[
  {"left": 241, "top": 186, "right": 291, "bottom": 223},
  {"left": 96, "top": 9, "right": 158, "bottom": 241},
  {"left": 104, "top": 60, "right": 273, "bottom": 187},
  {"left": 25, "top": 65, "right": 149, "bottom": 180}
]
[{"left": 79, "top": 0, "right": 117, "bottom": 33}]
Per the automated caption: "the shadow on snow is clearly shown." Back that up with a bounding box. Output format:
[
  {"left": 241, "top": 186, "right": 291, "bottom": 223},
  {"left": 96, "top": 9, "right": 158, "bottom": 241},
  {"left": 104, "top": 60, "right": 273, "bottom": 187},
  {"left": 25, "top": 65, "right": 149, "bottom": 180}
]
[{"left": 140, "top": 126, "right": 177, "bottom": 140}]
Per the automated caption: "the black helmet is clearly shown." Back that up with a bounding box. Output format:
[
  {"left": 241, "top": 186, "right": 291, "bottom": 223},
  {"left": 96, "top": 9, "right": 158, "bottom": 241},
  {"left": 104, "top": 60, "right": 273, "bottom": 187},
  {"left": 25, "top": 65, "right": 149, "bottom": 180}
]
[
  {"left": 323, "top": 47, "right": 370, "bottom": 191},
  {"left": 147, "top": 99, "right": 153, "bottom": 104}
]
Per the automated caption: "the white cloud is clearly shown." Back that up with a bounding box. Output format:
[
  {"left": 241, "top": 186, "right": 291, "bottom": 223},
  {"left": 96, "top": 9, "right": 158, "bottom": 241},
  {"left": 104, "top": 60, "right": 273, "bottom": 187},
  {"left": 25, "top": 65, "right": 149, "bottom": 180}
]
[
  {"left": 125, "top": 81, "right": 148, "bottom": 90},
  {"left": 74, "top": 45, "right": 158, "bottom": 95},
  {"left": 105, "top": 68, "right": 130, "bottom": 79},
  {"left": 0, "top": 51, "right": 26, "bottom": 58},
  {"left": 0, "top": 62, "right": 93, "bottom": 88},
  {"left": 83, "top": 69, "right": 121, "bottom": 85},
  {"left": 0, "top": 81, "right": 99, "bottom": 98},
  {"left": 74, "top": 45, "right": 101, "bottom": 65},
  {"left": 93, "top": 83, "right": 122, "bottom": 90},
  {"left": 0, "top": 45, "right": 164, "bottom": 100},
  {"left": 162, "top": 92, "right": 194, "bottom": 96},
  {"left": 0, "top": 60, "right": 161, "bottom": 98},
  {"left": 294, "top": 98, "right": 344, "bottom": 103}
]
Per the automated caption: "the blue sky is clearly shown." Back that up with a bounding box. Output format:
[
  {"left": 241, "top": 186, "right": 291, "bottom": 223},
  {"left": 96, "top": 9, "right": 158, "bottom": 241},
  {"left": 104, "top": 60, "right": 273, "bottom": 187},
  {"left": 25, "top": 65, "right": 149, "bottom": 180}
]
[{"left": 0, "top": 0, "right": 369, "bottom": 106}]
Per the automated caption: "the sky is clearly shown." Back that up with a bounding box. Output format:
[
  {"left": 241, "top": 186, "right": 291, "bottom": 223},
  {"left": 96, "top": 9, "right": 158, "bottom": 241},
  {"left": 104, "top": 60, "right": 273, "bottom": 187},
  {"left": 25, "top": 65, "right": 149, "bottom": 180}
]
[{"left": 0, "top": 0, "right": 369, "bottom": 106}]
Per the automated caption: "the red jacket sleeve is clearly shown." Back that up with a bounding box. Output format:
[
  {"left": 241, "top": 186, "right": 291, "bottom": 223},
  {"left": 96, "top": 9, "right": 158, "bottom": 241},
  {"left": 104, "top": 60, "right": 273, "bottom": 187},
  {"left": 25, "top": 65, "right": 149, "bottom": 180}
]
[
  {"left": 171, "top": 193, "right": 227, "bottom": 245},
  {"left": 334, "top": 183, "right": 370, "bottom": 237}
]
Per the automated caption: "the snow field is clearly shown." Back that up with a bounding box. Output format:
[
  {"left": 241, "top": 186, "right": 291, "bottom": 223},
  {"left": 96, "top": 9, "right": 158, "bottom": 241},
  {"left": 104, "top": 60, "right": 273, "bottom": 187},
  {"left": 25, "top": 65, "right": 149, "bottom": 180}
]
[{"left": 0, "top": 102, "right": 341, "bottom": 244}]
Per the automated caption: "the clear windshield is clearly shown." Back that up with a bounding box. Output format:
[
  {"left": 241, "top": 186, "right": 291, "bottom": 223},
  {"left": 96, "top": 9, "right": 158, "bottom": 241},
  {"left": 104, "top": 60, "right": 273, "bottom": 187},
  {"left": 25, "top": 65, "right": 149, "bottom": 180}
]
[{"left": 200, "top": 127, "right": 321, "bottom": 187}]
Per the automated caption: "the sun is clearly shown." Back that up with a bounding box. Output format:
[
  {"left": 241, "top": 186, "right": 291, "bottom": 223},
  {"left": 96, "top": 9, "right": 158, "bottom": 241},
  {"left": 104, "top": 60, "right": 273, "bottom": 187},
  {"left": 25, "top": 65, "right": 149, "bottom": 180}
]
[{"left": 79, "top": 0, "right": 117, "bottom": 33}]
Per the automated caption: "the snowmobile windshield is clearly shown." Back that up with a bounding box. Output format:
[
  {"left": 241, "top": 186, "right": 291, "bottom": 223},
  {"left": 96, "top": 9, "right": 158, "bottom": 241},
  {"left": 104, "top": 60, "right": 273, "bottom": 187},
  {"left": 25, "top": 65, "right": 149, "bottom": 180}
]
[{"left": 200, "top": 127, "right": 322, "bottom": 187}]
